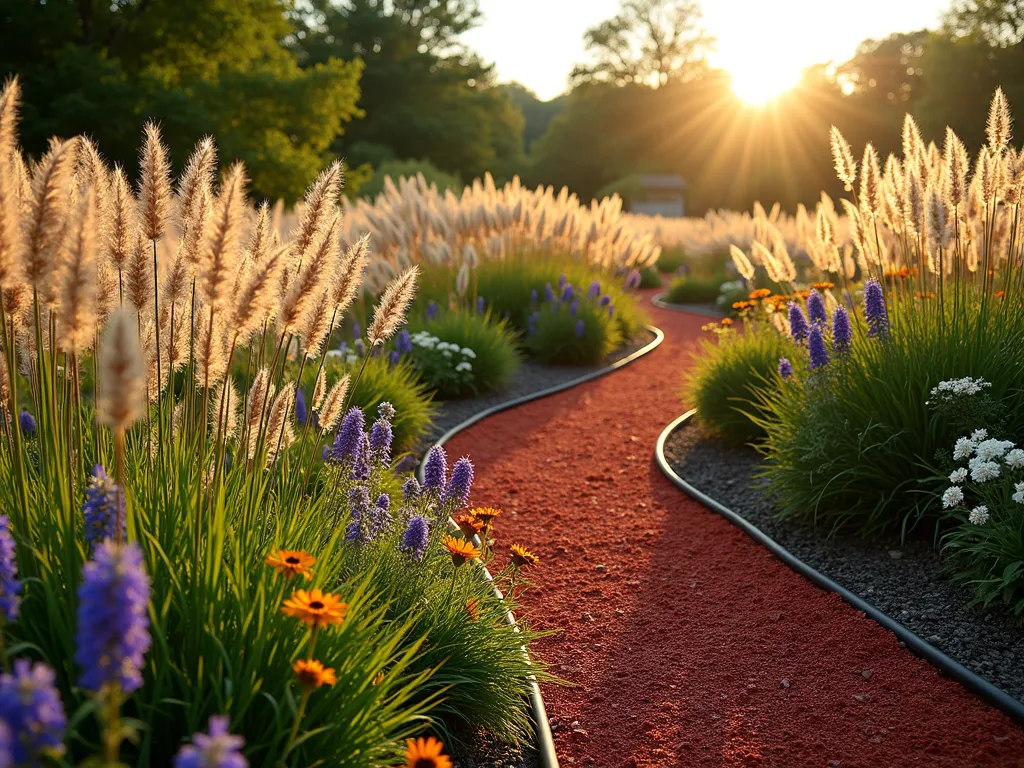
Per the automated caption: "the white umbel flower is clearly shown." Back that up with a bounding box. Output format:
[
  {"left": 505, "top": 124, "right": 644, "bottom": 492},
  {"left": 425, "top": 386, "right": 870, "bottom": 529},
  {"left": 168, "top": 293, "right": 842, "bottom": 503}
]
[
  {"left": 969, "top": 459, "right": 1001, "bottom": 483},
  {"left": 970, "top": 428, "right": 989, "bottom": 444},
  {"left": 1004, "top": 449, "right": 1024, "bottom": 469},
  {"left": 968, "top": 505, "right": 990, "bottom": 525},
  {"left": 974, "top": 438, "right": 1014, "bottom": 462},
  {"left": 942, "top": 486, "right": 964, "bottom": 508},
  {"left": 1013, "top": 482, "right": 1024, "bottom": 505},
  {"left": 948, "top": 468, "right": 968, "bottom": 483},
  {"left": 953, "top": 437, "right": 974, "bottom": 461},
  {"left": 461, "top": 347, "right": 476, "bottom": 358},
  {"left": 455, "top": 361, "right": 472, "bottom": 373}
]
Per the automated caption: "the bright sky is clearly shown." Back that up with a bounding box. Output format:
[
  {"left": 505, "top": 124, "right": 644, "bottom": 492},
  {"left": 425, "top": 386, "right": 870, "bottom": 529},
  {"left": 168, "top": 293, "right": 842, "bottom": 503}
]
[{"left": 464, "top": 0, "right": 949, "bottom": 102}]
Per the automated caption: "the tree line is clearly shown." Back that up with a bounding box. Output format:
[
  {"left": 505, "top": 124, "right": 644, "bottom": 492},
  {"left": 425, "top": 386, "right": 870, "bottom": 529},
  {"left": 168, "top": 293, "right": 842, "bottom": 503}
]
[{"left": 3, "top": 0, "right": 1022, "bottom": 212}]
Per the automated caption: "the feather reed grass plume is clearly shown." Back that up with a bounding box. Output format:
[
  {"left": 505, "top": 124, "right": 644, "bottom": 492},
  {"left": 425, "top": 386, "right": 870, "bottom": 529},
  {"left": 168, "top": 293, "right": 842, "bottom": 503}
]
[
  {"left": 212, "top": 380, "right": 239, "bottom": 440},
  {"left": 330, "top": 234, "right": 369, "bottom": 313},
  {"left": 23, "top": 138, "right": 76, "bottom": 290},
  {"left": 176, "top": 137, "right": 216, "bottom": 226},
  {"left": 830, "top": 126, "right": 857, "bottom": 191},
  {"left": 125, "top": 229, "right": 152, "bottom": 313},
  {"left": 199, "top": 161, "right": 247, "bottom": 313},
  {"left": 300, "top": 289, "right": 333, "bottom": 358},
  {"left": 265, "top": 381, "right": 295, "bottom": 466},
  {"left": 229, "top": 244, "right": 283, "bottom": 341},
  {"left": 244, "top": 368, "right": 273, "bottom": 459},
  {"left": 138, "top": 122, "right": 172, "bottom": 242},
  {"left": 247, "top": 201, "right": 274, "bottom": 266},
  {"left": 291, "top": 161, "right": 342, "bottom": 264},
  {"left": 193, "top": 307, "right": 228, "bottom": 387},
  {"left": 97, "top": 307, "right": 146, "bottom": 430},
  {"left": 987, "top": 87, "right": 1012, "bottom": 154},
  {"left": 107, "top": 166, "right": 136, "bottom": 272},
  {"left": 312, "top": 367, "right": 326, "bottom": 411},
  {"left": 58, "top": 185, "right": 99, "bottom": 353},
  {"left": 279, "top": 210, "right": 341, "bottom": 334},
  {"left": 729, "top": 244, "right": 755, "bottom": 281},
  {"left": 317, "top": 374, "right": 349, "bottom": 433},
  {"left": 368, "top": 265, "right": 418, "bottom": 346},
  {"left": 0, "top": 77, "right": 22, "bottom": 287}
]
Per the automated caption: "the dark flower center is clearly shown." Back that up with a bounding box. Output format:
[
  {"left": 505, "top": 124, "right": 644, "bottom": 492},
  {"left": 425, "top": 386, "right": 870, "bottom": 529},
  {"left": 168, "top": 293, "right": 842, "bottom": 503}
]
[
  {"left": 413, "top": 759, "right": 437, "bottom": 768},
  {"left": 286, "top": 556, "right": 300, "bottom": 565},
  {"left": 309, "top": 601, "right": 324, "bottom": 610}
]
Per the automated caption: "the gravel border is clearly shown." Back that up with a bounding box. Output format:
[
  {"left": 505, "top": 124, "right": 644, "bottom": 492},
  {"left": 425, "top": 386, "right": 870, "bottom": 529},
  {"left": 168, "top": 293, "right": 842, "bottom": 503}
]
[{"left": 662, "top": 417, "right": 1024, "bottom": 706}]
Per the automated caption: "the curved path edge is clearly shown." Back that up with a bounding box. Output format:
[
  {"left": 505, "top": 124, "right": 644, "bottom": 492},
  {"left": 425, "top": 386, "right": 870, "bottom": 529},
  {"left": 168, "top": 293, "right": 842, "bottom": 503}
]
[
  {"left": 656, "top": 409, "right": 1024, "bottom": 726},
  {"left": 417, "top": 325, "right": 666, "bottom": 768},
  {"left": 651, "top": 292, "right": 728, "bottom": 317}
]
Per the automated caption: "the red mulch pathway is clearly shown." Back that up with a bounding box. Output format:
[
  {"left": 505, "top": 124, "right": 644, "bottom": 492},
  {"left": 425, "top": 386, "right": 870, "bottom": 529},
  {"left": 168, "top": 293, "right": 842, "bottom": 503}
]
[{"left": 446, "top": 292, "right": 1024, "bottom": 767}]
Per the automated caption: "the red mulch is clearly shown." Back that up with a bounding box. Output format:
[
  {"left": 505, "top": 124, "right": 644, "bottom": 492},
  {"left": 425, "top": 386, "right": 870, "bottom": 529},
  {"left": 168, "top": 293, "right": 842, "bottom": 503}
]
[{"left": 445, "top": 292, "right": 1024, "bottom": 767}]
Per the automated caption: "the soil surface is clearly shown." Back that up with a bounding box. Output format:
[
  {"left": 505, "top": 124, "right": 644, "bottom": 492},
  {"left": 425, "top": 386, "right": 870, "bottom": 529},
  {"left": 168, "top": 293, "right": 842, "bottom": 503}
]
[
  {"left": 443, "top": 289, "right": 1024, "bottom": 768},
  {"left": 663, "top": 419, "right": 1024, "bottom": 706}
]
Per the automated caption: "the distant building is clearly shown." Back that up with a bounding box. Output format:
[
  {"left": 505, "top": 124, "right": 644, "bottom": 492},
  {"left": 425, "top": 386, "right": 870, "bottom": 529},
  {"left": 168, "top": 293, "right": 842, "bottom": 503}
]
[{"left": 629, "top": 174, "right": 687, "bottom": 218}]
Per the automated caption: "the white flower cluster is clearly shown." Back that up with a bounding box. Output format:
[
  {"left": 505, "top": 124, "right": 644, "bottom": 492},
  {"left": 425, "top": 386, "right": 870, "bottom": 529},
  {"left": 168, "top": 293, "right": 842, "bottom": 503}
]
[
  {"left": 411, "top": 331, "right": 476, "bottom": 374},
  {"left": 929, "top": 377, "right": 992, "bottom": 401},
  {"left": 942, "top": 429, "right": 1024, "bottom": 523}
]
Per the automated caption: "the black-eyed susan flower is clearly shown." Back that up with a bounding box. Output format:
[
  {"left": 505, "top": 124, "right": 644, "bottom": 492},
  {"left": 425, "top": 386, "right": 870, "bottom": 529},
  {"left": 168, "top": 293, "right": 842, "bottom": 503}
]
[
  {"left": 443, "top": 536, "right": 480, "bottom": 567},
  {"left": 293, "top": 658, "right": 336, "bottom": 689},
  {"left": 470, "top": 506, "right": 502, "bottom": 527},
  {"left": 749, "top": 288, "right": 772, "bottom": 299},
  {"left": 266, "top": 549, "right": 316, "bottom": 580},
  {"left": 509, "top": 543, "right": 539, "bottom": 568},
  {"left": 404, "top": 736, "right": 452, "bottom": 768},
  {"left": 281, "top": 588, "right": 347, "bottom": 628},
  {"left": 453, "top": 513, "right": 483, "bottom": 540},
  {"left": 812, "top": 281, "right": 835, "bottom": 290},
  {"left": 720, "top": 317, "right": 734, "bottom": 327}
]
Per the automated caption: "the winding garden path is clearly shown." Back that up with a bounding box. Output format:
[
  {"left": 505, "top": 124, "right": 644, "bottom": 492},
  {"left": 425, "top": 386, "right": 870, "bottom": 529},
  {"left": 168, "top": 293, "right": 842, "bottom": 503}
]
[{"left": 445, "top": 291, "right": 1024, "bottom": 767}]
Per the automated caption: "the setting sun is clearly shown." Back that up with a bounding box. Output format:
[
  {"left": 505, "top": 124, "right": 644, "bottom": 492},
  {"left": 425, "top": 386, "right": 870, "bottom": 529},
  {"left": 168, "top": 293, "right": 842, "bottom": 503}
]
[{"left": 728, "top": 62, "right": 803, "bottom": 105}]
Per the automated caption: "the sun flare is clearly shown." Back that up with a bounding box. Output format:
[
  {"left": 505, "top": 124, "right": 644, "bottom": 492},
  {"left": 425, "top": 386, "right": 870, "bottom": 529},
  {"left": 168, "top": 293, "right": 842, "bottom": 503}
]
[{"left": 728, "top": 62, "right": 802, "bottom": 106}]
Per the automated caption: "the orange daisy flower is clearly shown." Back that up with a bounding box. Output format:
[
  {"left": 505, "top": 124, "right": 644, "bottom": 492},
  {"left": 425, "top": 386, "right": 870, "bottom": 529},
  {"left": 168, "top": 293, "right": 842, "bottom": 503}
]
[
  {"left": 749, "top": 288, "right": 772, "bottom": 299},
  {"left": 281, "top": 588, "right": 348, "bottom": 628},
  {"left": 266, "top": 549, "right": 316, "bottom": 580},
  {"left": 720, "top": 317, "right": 734, "bottom": 327},
  {"left": 453, "top": 513, "right": 483, "bottom": 540},
  {"left": 470, "top": 506, "right": 502, "bottom": 526},
  {"left": 465, "top": 597, "right": 480, "bottom": 622},
  {"left": 510, "top": 543, "right": 539, "bottom": 568},
  {"left": 812, "top": 281, "right": 835, "bottom": 290},
  {"left": 404, "top": 737, "right": 452, "bottom": 768},
  {"left": 293, "top": 658, "right": 336, "bottom": 689},
  {"left": 443, "top": 536, "right": 480, "bottom": 567}
]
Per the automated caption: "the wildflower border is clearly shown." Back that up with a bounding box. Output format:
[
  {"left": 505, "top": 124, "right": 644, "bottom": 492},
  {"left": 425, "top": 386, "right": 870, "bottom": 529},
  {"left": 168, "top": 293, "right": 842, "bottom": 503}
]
[
  {"left": 655, "top": 409, "right": 1024, "bottom": 726},
  {"left": 651, "top": 293, "right": 729, "bottom": 318},
  {"left": 417, "top": 325, "right": 666, "bottom": 768}
]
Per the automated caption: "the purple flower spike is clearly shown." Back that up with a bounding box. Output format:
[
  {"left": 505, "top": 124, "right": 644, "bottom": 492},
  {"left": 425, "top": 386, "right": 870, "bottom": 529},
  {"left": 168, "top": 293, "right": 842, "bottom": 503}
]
[
  {"left": 345, "top": 487, "right": 371, "bottom": 543},
  {"left": 588, "top": 280, "right": 601, "bottom": 299},
  {"left": 477, "top": 296, "right": 486, "bottom": 314},
  {"left": 528, "top": 311, "right": 539, "bottom": 335},
  {"left": 625, "top": 269, "right": 641, "bottom": 289},
  {"left": 600, "top": 295, "right": 611, "bottom": 307},
  {"left": 83, "top": 465, "right": 125, "bottom": 546},
  {"left": 295, "top": 388, "right": 307, "bottom": 425},
  {"left": 329, "top": 408, "right": 365, "bottom": 464},
  {"left": 370, "top": 417, "right": 393, "bottom": 465},
  {"left": 575, "top": 319, "right": 586, "bottom": 338},
  {"left": 426, "top": 301, "right": 439, "bottom": 322},
  {"left": 389, "top": 350, "right": 400, "bottom": 367},
  {"left": 350, "top": 432, "right": 371, "bottom": 481},
  {"left": 530, "top": 289, "right": 538, "bottom": 306},
  {"left": 558, "top": 274, "right": 567, "bottom": 289},
  {"left": 174, "top": 715, "right": 247, "bottom": 768},
  {"left": 352, "top": 319, "right": 361, "bottom": 340},
  {"left": 396, "top": 329, "right": 413, "bottom": 354},
  {"left": 75, "top": 541, "right": 152, "bottom": 694},
  {"left": 544, "top": 283, "right": 555, "bottom": 302},
  {"left": 18, "top": 411, "right": 35, "bottom": 435},
  {"left": 570, "top": 299, "right": 579, "bottom": 316},
  {"left": 864, "top": 278, "right": 889, "bottom": 338},
  {"left": 832, "top": 306, "right": 852, "bottom": 353},
  {"left": 778, "top": 358, "right": 794, "bottom": 379},
  {"left": 423, "top": 445, "right": 448, "bottom": 491},
  {"left": 561, "top": 285, "right": 574, "bottom": 302},
  {"left": 401, "top": 515, "right": 430, "bottom": 561},
  {"left": 0, "top": 516, "right": 20, "bottom": 622},
  {"left": 808, "top": 324, "right": 829, "bottom": 370},
  {"left": 788, "top": 302, "right": 809, "bottom": 343},
  {"left": 443, "top": 457, "right": 474, "bottom": 507},
  {"left": 806, "top": 289, "right": 827, "bottom": 325},
  {"left": 403, "top": 477, "right": 421, "bottom": 501},
  {"left": 0, "top": 660, "right": 66, "bottom": 764}
]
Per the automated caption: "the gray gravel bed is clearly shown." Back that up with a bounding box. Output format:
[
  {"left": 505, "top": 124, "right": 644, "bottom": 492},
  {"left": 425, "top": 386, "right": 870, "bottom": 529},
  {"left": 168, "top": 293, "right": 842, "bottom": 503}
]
[{"left": 663, "top": 418, "right": 1024, "bottom": 704}]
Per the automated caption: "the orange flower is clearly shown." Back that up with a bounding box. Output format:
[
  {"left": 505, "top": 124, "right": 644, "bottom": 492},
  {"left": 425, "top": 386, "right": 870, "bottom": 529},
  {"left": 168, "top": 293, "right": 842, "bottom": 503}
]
[
  {"left": 373, "top": 670, "right": 385, "bottom": 686},
  {"left": 453, "top": 513, "right": 483, "bottom": 540},
  {"left": 470, "top": 506, "right": 502, "bottom": 526},
  {"left": 293, "top": 658, "right": 336, "bottom": 689},
  {"left": 720, "top": 317, "right": 734, "bottom": 327},
  {"left": 266, "top": 549, "right": 316, "bottom": 580},
  {"left": 749, "top": 288, "right": 772, "bottom": 299},
  {"left": 282, "top": 588, "right": 348, "bottom": 628},
  {"left": 465, "top": 597, "right": 480, "bottom": 622},
  {"left": 812, "top": 281, "right": 835, "bottom": 290},
  {"left": 404, "top": 737, "right": 452, "bottom": 768},
  {"left": 510, "top": 543, "right": 539, "bottom": 568},
  {"left": 443, "top": 536, "right": 480, "bottom": 567},
  {"left": 995, "top": 290, "right": 1006, "bottom": 298}
]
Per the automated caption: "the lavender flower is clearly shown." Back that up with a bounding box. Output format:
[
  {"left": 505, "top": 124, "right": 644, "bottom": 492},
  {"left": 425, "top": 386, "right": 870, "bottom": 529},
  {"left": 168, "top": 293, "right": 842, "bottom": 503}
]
[
  {"left": 788, "top": 302, "right": 809, "bottom": 342},
  {"left": 528, "top": 311, "right": 539, "bottom": 335},
  {"left": 350, "top": 432, "right": 371, "bottom": 481},
  {"left": 806, "top": 289, "right": 827, "bottom": 325},
  {"left": 402, "top": 477, "right": 421, "bottom": 501},
  {"left": 370, "top": 416, "right": 393, "bottom": 465},
  {"left": 832, "top": 306, "right": 851, "bottom": 353},
  {"left": 575, "top": 319, "right": 585, "bottom": 338},
  {"left": 569, "top": 299, "right": 578, "bottom": 316},
  {"left": 0, "top": 720, "right": 10, "bottom": 767},
  {"left": 530, "top": 289, "right": 538, "bottom": 306},
  {"left": 0, "top": 516, "right": 20, "bottom": 622},
  {"left": 174, "top": 716, "right": 247, "bottom": 768},
  {"left": 389, "top": 350, "right": 400, "bottom": 366},
  {"left": 600, "top": 295, "right": 611, "bottom": 307},
  {"left": 352, "top": 319, "right": 361, "bottom": 340},
  {"left": 588, "top": 280, "right": 601, "bottom": 298},
  {"left": 808, "top": 324, "right": 829, "bottom": 370},
  {"left": 443, "top": 457, "right": 474, "bottom": 507},
  {"left": 295, "top": 388, "right": 307, "bottom": 426},
  {"left": 82, "top": 465, "right": 125, "bottom": 546},
  {"left": 476, "top": 296, "right": 486, "bottom": 314},
  {"left": 75, "top": 541, "right": 151, "bottom": 694},
  {"left": 561, "top": 285, "right": 574, "bottom": 302},
  {"left": 327, "top": 409, "right": 365, "bottom": 464},
  {"left": 401, "top": 515, "right": 430, "bottom": 561},
  {"left": 558, "top": 274, "right": 567, "bottom": 289},
  {"left": 607, "top": 303, "right": 615, "bottom": 318},
  {"left": 353, "top": 338, "right": 366, "bottom": 357},
  {"left": 864, "top": 279, "right": 889, "bottom": 338},
  {"left": 368, "top": 493, "right": 392, "bottom": 537},
  {"left": 0, "top": 660, "right": 66, "bottom": 764},
  {"left": 423, "top": 446, "right": 448, "bottom": 491},
  {"left": 426, "top": 301, "right": 439, "bottom": 322},
  {"left": 544, "top": 283, "right": 555, "bottom": 303},
  {"left": 625, "top": 269, "right": 641, "bottom": 289},
  {"left": 778, "top": 358, "right": 794, "bottom": 379},
  {"left": 17, "top": 411, "right": 35, "bottom": 436},
  {"left": 395, "top": 329, "right": 413, "bottom": 355},
  {"left": 345, "top": 487, "right": 371, "bottom": 543}
]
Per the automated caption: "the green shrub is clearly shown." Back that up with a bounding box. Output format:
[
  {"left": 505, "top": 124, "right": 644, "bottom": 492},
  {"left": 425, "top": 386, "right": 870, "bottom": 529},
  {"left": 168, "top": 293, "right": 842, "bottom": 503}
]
[
  {"left": 685, "top": 323, "right": 799, "bottom": 445},
  {"left": 525, "top": 299, "right": 622, "bottom": 365},
  {"left": 665, "top": 275, "right": 724, "bottom": 304},
  {"left": 754, "top": 294, "right": 1024, "bottom": 536},
  {"left": 655, "top": 247, "right": 689, "bottom": 273},
  {"left": 407, "top": 309, "right": 521, "bottom": 398},
  {"left": 638, "top": 266, "right": 663, "bottom": 288}
]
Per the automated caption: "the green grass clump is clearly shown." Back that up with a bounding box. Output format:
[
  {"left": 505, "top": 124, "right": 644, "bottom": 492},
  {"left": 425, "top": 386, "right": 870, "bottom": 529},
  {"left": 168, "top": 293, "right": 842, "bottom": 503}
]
[
  {"left": 665, "top": 275, "right": 725, "bottom": 304},
  {"left": 753, "top": 294, "right": 1024, "bottom": 536},
  {"left": 655, "top": 247, "right": 689, "bottom": 273},
  {"left": 685, "top": 324, "right": 799, "bottom": 445},
  {"left": 525, "top": 300, "right": 622, "bottom": 365},
  {"left": 407, "top": 309, "right": 521, "bottom": 398},
  {"left": 638, "top": 266, "right": 663, "bottom": 288}
]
